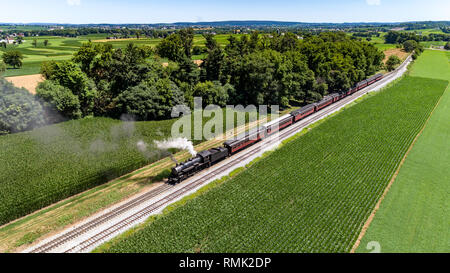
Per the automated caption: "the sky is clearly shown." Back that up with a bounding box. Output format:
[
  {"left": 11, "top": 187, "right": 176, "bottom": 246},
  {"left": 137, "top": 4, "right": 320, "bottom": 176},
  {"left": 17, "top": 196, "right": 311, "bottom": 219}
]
[{"left": 1, "top": 0, "right": 449, "bottom": 24}]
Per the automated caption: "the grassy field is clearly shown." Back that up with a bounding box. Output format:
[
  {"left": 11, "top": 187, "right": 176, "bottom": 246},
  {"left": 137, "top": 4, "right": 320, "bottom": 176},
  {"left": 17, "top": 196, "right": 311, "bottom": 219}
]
[
  {"left": 0, "top": 117, "right": 175, "bottom": 226},
  {"left": 373, "top": 43, "right": 397, "bottom": 51},
  {"left": 410, "top": 50, "right": 450, "bottom": 80},
  {"left": 0, "top": 104, "right": 291, "bottom": 252},
  {"left": 357, "top": 84, "right": 449, "bottom": 253},
  {"left": 0, "top": 36, "right": 85, "bottom": 77},
  {"left": 0, "top": 34, "right": 238, "bottom": 77},
  {"left": 0, "top": 107, "right": 268, "bottom": 227},
  {"left": 99, "top": 76, "right": 447, "bottom": 253},
  {"left": 405, "top": 28, "right": 445, "bottom": 35},
  {"left": 420, "top": 41, "right": 448, "bottom": 48},
  {"left": 356, "top": 49, "right": 450, "bottom": 253}
]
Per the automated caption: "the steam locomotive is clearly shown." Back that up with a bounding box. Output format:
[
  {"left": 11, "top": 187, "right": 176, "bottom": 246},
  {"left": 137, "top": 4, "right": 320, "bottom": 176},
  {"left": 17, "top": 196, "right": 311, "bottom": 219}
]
[{"left": 168, "top": 73, "right": 384, "bottom": 184}]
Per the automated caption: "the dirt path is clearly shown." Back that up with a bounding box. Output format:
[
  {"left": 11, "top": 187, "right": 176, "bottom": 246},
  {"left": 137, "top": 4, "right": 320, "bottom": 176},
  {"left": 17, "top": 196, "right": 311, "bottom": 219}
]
[
  {"left": 350, "top": 89, "right": 446, "bottom": 253},
  {"left": 5, "top": 74, "right": 44, "bottom": 94},
  {"left": 383, "top": 48, "right": 409, "bottom": 64}
]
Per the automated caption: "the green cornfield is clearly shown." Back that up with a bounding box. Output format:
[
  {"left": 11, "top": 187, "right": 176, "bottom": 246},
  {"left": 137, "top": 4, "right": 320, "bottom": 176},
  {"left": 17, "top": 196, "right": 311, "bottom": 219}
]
[
  {"left": 104, "top": 76, "right": 448, "bottom": 253},
  {"left": 0, "top": 108, "right": 262, "bottom": 226}
]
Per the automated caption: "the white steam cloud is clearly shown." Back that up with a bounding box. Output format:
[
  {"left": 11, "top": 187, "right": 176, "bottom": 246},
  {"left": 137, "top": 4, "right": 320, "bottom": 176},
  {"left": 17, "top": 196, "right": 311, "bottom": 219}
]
[{"left": 154, "top": 137, "right": 197, "bottom": 157}]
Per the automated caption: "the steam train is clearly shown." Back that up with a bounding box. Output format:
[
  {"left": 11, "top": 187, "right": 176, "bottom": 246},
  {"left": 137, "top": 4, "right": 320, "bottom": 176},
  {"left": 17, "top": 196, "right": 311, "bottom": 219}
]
[{"left": 168, "top": 73, "right": 384, "bottom": 184}]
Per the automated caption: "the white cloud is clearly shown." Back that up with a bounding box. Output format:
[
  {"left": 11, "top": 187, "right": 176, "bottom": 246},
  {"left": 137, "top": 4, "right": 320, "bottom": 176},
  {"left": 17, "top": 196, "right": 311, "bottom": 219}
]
[
  {"left": 366, "top": 0, "right": 381, "bottom": 5},
  {"left": 67, "top": 0, "right": 81, "bottom": 6}
]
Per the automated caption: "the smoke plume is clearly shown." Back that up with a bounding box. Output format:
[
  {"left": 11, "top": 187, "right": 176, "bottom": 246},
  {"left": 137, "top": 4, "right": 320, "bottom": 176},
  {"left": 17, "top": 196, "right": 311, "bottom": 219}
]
[{"left": 154, "top": 137, "right": 197, "bottom": 157}]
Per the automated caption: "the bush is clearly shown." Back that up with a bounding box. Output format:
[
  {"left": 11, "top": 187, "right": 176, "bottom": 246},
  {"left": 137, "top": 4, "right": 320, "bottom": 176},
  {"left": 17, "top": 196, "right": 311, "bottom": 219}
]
[
  {"left": 40, "top": 60, "right": 58, "bottom": 79},
  {"left": 0, "top": 60, "right": 6, "bottom": 74},
  {"left": 444, "top": 42, "right": 450, "bottom": 50},
  {"left": 192, "top": 46, "right": 206, "bottom": 55},
  {"left": 36, "top": 80, "right": 82, "bottom": 122},
  {"left": 192, "top": 81, "right": 232, "bottom": 107},
  {"left": 386, "top": 55, "right": 401, "bottom": 71},
  {"left": 403, "top": 40, "right": 418, "bottom": 52},
  {"left": 46, "top": 61, "right": 97, "bottom": 116},
  {"left": 0, "top": 78, "right": 46, "bottom": 135},
  {"left": 2, "top": 50, "right": 23, "bottom": 69},
  {"left": 115, "top": 79, "right": 184, "bottom": 120}
]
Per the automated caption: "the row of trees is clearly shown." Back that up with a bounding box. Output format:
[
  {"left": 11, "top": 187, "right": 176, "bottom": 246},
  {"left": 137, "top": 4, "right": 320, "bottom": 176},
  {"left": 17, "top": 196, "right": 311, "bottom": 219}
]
[
  {"left": 158, "top": 31, "right": 384, "bottom": 107},
  {"left": 385, "top": 31, "right": 450, "bottom": 44},
  {"left": 7, "top": 27, "right": 174, "bottom": 39},
  {"left": 2, "top": 30, "right": 386, "bottom": 135}
]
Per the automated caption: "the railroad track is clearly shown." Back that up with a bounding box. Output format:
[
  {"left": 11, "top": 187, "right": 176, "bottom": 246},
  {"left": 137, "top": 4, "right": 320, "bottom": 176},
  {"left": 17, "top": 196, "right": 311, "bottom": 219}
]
[
  {"left": 30, "top": 183, "right": 173, "bottom": 253},
  {"left": 26, "top": 56, "right": 411, "bottom": 253}
]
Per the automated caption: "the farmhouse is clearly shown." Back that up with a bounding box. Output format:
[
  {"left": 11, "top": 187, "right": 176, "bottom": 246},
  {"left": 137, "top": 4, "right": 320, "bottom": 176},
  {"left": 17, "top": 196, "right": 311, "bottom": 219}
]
[{"left": 0, "top": 37, "right": 15, "bottom": 44}]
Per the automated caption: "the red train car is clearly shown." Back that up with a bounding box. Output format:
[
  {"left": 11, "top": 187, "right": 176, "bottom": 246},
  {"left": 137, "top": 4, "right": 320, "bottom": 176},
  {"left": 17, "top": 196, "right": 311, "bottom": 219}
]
[
  {"left": 224, "top": 128, "right": 266, "bottom": 155},
  {"left": 291, "top": 104, "right": 316, "bottom": 122}
]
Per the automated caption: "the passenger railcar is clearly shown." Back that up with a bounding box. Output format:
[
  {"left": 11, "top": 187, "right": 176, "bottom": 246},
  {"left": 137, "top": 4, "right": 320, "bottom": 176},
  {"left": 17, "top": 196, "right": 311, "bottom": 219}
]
[
  {"left": 314, "top": 96, "right": 333, "bottom": 111},
  {"left": 168, "top": 72, "right": 387, "bottom": 184},
  {"left": 224, "top": 128, "right": 266, "bottom": 155},
  {"left": 264, "top": 114, "right": 294, "bottom": 136},
  {"left": 291, "top": 104, "right": 315, "bottom": 122}
]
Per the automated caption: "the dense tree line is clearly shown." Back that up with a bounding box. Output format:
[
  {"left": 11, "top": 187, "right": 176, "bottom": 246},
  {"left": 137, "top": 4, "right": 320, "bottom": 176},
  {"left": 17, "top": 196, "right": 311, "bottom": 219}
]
[
  {"left": 385, "top": 31, "right": 450, "bottom": 44},
  {"left": 445, "top": 42, "right": 450, "bottom": 50},
  {"left": 2, "top": 30, "right": 385, "bottom": 135},
  {"left": 3, "top": 27, "right": 174, "bottom": 39}
]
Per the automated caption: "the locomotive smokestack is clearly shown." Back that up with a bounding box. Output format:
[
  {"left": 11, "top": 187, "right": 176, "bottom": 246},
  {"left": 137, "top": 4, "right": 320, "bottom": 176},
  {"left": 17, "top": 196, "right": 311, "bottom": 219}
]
[{"left": 170, "top": 154, "right": 178, "bottom": 165}]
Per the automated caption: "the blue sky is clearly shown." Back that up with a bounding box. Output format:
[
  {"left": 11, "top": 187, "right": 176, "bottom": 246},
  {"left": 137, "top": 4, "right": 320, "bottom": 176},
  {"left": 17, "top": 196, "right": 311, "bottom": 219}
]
[{"left": 2, "top": 0, "right": 449, "bottom": 24}]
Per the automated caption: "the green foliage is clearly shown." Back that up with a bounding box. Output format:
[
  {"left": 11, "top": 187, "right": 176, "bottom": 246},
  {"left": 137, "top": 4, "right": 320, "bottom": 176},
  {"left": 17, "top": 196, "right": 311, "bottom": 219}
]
[
  {"left": 156, "top": 33, "right": 185, "bottom": 62},
  {"left": 46, "top": 61, "right": 96, "bottom": 116},
  {"left": 0, "top": 78, "right": 46, "bottom": 135},
  {"left": 0, "top": 60, "right": 6, "bottom": 74},
  {"left": 202, "top": 47, "right": 225, "bottom": 81},
  {"left": 385, "top": 31, "right": 421, "bottom": 44},
  {"left": 403, "top": 40, "right": 418, "bottom": 52},
  {"left": 2, "top": 50, "right": 24, "bottom": 69},
  {"left": 106, "top": 43, "right": 155, "bottom": 96},
  {"left": 102, "top": 76, "right": 447, "bottom": 253},
  {"left": 192, "top": 46, "right": 205, "bottom": 56},
  {"left": 179, "top": 28, "right": 194, "bottom": 58},
  {"left": 192, "top": 81, "right": 231, "bottom": 107},
  {"left": 40, "top": 60, "right": 58, "bottom": 79},
  {"left": 35, "top": 80, "right": 82, "bottom": 121},
  {"left": 386, "top": 55, "right": 401, "bottom": 71},
  {"left": 114, "top": 79, "right": 184, "bottom": 120},
  {"left": 222, "top": 49, "right": 316, "bottom": 107},
  {"left": 203, "top": 33, "right": 219, "bottom": 51},
  {"left": 169, "top": 56, "right": 200, "bottom": 86},
  {"left": 445, "top": 42, "right": 450, "bottom": 50}
]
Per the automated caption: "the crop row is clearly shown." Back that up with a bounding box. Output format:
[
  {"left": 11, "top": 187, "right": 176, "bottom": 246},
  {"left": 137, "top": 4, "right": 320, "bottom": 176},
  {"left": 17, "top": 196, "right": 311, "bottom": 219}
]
[
  {"left": 104, "top": 76, "right": 448, "bottom": 253},
  {"left": 0, "top": 109, "right": 262, "bottom": 226}
]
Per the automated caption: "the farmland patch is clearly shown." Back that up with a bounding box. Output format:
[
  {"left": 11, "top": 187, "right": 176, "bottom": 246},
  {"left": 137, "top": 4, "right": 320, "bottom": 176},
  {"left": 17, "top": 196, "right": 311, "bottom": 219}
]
[{"left": 100, "top": 76, "right": 447, "bottom": 253}]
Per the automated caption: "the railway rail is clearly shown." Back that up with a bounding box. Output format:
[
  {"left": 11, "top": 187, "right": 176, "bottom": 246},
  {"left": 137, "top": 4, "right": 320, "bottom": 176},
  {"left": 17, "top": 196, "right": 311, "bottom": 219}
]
[{"left": 25, "top": 56, "right": 411, "bottom": 253}]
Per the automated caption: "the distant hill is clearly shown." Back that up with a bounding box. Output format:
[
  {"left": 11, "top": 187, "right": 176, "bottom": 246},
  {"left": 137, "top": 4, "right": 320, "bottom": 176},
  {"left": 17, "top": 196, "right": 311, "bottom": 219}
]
[{"left": 1, "top": 20, "right": 449, "bottom": 29}]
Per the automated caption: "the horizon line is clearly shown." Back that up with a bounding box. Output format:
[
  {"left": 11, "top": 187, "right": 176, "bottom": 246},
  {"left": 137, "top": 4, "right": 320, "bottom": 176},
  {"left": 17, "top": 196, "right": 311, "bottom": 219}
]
[{"left": 1, "top": 19, "right": 449, "bottom": 26}]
